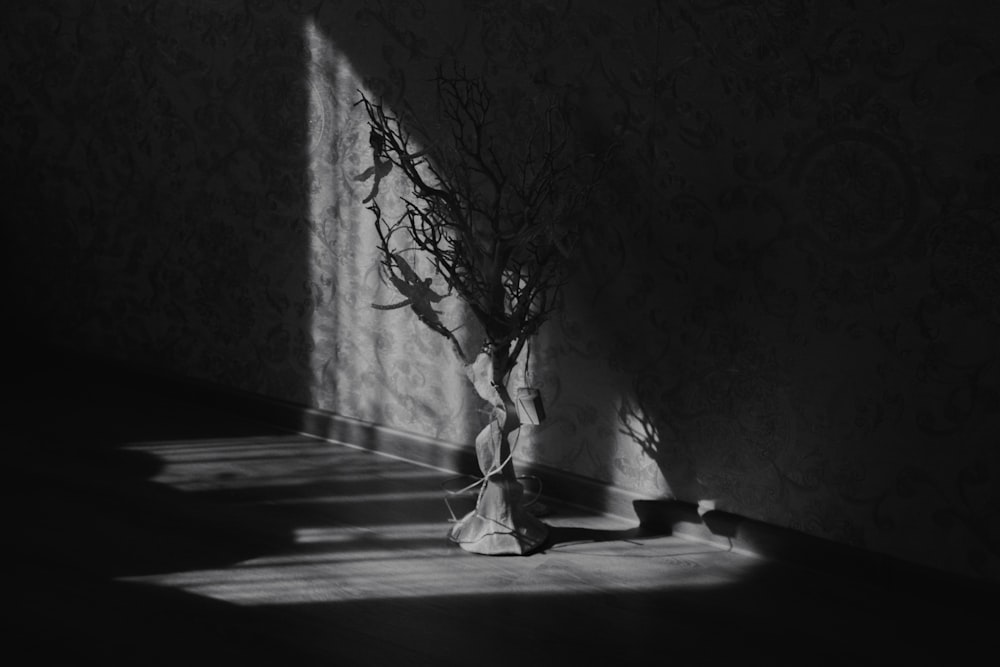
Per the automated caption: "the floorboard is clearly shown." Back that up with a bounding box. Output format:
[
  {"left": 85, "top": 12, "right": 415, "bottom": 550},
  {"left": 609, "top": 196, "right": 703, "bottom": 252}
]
[{"left": 8, "top": 365, "right": 996, "bottom": 665}]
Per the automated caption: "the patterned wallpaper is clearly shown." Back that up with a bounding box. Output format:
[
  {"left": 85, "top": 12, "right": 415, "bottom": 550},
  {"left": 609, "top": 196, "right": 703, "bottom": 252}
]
[{"left": 3, "top": 0, "right": 998, "bottom": 580}]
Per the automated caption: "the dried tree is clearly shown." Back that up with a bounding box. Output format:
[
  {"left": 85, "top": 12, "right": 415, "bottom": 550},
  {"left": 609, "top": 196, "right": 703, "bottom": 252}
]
[{"left": 356, "top": 68, "right": 601, "bottom": 554}]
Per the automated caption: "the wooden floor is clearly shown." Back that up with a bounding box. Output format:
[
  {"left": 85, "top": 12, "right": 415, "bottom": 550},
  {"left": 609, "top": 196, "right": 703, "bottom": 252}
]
[{"left": 9, "top": 365, "right": 996, "bottom": 666}]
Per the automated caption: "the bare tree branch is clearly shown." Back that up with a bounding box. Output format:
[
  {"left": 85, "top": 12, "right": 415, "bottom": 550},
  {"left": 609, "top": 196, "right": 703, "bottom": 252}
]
[{"left": 355, "top": 66, "right": 606, "bottom": 380}]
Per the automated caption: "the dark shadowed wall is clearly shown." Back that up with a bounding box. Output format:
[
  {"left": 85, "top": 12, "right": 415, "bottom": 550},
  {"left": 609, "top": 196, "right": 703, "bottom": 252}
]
[{"left": 3, "top": 0, "right": 998, "bottom": 581}]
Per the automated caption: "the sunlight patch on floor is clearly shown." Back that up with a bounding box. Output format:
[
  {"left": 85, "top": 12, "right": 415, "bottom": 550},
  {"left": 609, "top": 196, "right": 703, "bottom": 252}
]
[
  {"left": 116, "top": 475, "right": 756, "bottom": 607},
  {"left": 118, "top": 531, "right": 754, "bottom": 606},
  {"left": 293, "top": 521, "right": 449, "bottom": 544},
  {"left": 116, "top": 408, "right": 758, "bottom": 608}
]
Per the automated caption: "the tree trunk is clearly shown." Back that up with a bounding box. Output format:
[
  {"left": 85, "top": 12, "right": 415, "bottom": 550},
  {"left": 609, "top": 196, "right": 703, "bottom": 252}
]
[{"left": 447, "top": 349, "right": 549, "bottom": 555}]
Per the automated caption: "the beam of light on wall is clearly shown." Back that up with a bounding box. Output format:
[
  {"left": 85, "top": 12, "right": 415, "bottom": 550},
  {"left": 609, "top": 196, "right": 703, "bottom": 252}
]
[
  {"left": 302, "top": 19, "right": 473, "bottom": 446},
  {"left": 303, "top": 18, "right": 380, "bottom": 421},
  {"left": 608, "top": 394, "right": 675, "bottom": 498}
]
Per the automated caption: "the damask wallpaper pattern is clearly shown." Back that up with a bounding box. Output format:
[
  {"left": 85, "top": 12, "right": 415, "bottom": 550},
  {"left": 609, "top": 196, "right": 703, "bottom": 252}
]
[{"left": 3, "top": 0, "right": 998, "bottom": 580}]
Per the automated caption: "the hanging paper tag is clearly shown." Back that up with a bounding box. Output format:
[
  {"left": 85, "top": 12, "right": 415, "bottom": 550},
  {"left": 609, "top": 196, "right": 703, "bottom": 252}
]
[{"left": 516, "top": 387, "right": 545, "bottom": 425}]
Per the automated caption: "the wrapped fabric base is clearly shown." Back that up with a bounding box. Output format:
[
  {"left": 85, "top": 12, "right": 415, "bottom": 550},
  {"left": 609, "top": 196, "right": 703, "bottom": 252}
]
[{"left": 448, "top": 478, "right": 549, "bottom": 555}]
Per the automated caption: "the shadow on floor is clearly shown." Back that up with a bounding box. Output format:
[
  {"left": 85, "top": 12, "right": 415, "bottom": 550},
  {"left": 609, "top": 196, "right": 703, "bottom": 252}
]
[{"left": 8, "top": 359, "right": 998, "bottom": 666}]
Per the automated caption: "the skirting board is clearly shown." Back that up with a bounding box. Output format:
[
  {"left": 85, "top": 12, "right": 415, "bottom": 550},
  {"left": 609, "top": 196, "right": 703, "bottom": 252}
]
[{"left": 81, "top": 351, "right": 995, "bottom": 597}]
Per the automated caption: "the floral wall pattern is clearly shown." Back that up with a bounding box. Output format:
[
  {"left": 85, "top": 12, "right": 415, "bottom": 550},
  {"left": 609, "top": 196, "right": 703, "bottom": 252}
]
[{"left": 3, "top": 0, "right": 998, "bottom": 580}]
